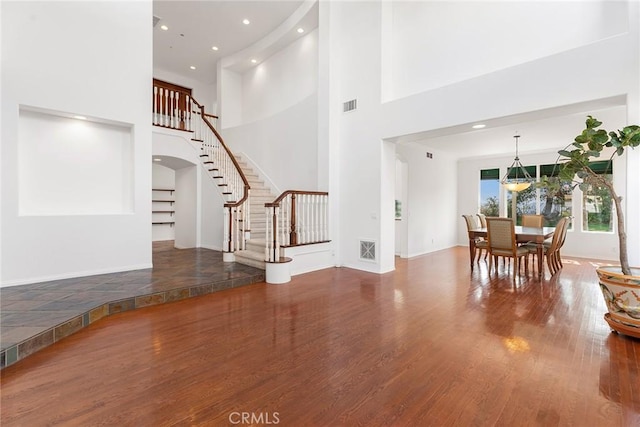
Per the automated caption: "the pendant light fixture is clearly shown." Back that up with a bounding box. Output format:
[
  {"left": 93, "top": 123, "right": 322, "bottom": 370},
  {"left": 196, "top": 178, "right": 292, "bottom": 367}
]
[{"left": 501, "top": 134, "right": 533, "bottom": 192}]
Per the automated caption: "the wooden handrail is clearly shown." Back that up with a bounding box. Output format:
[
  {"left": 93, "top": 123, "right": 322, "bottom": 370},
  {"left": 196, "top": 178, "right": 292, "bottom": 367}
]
[
  {"left": 193, "top": 103, "right": 250, "bottom": 208},
  {"left": 153, "top": 79, "right": 250, "bottom": 253},
  {"left": 266, "top": 190, "right": 329, "bottom": 207},
  {"left": 265, "top": 190, "right": 329, "bottom": 260}
]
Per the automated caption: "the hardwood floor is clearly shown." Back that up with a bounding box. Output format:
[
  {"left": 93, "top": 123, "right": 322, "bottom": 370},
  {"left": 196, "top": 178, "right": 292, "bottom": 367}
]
[{"left": 1, "top": 247, "right": 639, "bottom": 426}]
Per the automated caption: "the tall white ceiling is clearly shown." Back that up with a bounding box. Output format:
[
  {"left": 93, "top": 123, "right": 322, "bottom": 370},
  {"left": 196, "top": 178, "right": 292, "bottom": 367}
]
[
  {"left": 153, "top": 0, "right": 305, "bottom": 84},
  {"left": 153, "top": 1, "right": 629, "bottom": 159}
]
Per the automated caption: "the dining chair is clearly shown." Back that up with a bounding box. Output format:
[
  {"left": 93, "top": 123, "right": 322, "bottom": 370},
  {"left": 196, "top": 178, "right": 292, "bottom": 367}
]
[
  {"left": 526, "top": 216, "right": 569, "bottom": 276},
  {"left": 476, "top": 213, "right": 487, "bottom": 228},
  {"left": 522, "top": 214, "right": 544, "bottom": 227},
  {"left": 553, "top": 217, "right": 571, "bottom": 272},
  {"left": 486, "top": 217, "right": 530, "bottom": 280},
  {"left": 462, "top": 214, "right": 488, "bottom": 263}
]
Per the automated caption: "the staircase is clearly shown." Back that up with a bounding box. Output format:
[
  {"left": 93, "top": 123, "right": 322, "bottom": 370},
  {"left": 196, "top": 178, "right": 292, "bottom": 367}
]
[
  {"left": 152, "top": 79, "right": 329, "bottom": 281},
  {"left": 232, "top": 155, "right": 276, "bottom": 270}
]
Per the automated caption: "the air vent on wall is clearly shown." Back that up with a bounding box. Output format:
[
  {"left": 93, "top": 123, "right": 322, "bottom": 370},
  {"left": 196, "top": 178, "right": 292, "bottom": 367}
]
[
  {"left": 343, "top": 99, "right": 357, "bottom": 113},
  {"left": 153, "top": 15, "right": 161, "bottom": 28},
  {"left": 359, "top": 240, "right": 376, "bottom": 262}
]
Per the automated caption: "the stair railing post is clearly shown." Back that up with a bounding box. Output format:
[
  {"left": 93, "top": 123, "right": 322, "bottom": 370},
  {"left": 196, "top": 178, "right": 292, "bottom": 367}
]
[
  {"left": 273, "top": 207, "right": 280, "bottom": 262},
  {"left": 290, "top": 193, "right": 297, "bottom": 246}
]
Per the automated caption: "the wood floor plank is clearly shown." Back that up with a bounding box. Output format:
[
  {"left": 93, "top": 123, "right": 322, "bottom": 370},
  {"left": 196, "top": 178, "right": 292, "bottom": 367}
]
[{"left": 1, "top": 247, "right": 639, "bottom": 426}]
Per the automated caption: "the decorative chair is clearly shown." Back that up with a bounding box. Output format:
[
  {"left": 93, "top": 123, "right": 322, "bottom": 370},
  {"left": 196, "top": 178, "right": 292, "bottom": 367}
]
[
  {"left": 462, "top": 214, "right": 488, "bottom": 263},
  {"left": 486, "top": 217, "right": 530, "bottom": 280},
  {"left": 526, "top": 216, "right": 569, "bottom": 276},
  {"left": 522, "top": 214, "right": 544, "bottom": 227}
]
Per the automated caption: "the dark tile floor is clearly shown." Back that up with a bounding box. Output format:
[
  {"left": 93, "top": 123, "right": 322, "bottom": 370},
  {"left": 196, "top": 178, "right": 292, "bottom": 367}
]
[{"left": 0, "top": 241, "right": 265, "bottom": 369}]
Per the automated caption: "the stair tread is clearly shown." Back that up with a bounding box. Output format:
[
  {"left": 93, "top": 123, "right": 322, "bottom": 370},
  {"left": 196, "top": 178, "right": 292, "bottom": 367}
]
[{"left": 235, "top": 250, "right": 265, "bottom": 261}]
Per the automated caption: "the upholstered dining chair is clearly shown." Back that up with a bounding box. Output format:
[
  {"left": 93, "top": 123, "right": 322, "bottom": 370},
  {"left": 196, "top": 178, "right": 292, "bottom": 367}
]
[
  {"left": 476, "top": 213, "right": 487, "bottom": 228},
  {"left": 526, "top": 216, "right": 569, "bottom": 276},
  {"left": 486, "top": 217, "right": 530, "bottom": 280},
  {"left": 522, "top": 214, "right": 544, "bottom": 227},
  {"left": 462, "top": 214, "right": 488, "bottom": 263}
]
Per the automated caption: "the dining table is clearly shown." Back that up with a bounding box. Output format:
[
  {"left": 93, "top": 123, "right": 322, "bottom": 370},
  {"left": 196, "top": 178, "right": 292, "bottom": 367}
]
[{"left": 467, "top": 226, "right": 555, "bottom": 279}]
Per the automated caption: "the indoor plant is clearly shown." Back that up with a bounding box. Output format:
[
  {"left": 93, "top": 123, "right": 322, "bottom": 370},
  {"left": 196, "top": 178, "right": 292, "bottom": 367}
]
[{"left": 541, "top": 115, "right": 640, "bottom": 338}]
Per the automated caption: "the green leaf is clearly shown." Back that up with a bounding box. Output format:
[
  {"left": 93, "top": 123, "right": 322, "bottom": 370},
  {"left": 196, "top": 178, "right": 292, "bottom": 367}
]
[
  {"left": 586, "top": 116, "right": 602, "bottom": 128},
  {"left": 558, "top": 150, "right": 572, "bottom": 158}
]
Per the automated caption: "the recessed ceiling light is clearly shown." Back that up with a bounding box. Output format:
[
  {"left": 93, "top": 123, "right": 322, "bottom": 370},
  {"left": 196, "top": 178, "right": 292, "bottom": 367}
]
[
  {"left": 73, "top": 115, "right": 87, "bottom": 120},
  {"left": 297, "top": 28, "right": 304, "bottom": 34},
  {"left": 211, "top": 46, "right": 219, "bottom": 51},
  {"left": 472, "top": 124, "right": 486, "bottom": 129},
  {"left": 242, "top": 19, "right": 250, "bottom": 25},
  {"left": 190, "top": 65, "right": 196, "bottom": 70},
  {"left": 154, "top": 158, "right": 162, "bottom": 162},
  {"left": 160, "top": 25, "right": 168, "bottom": 31},
  {"left": 251, "top": 59, "right": 257, "bottom": 64}
]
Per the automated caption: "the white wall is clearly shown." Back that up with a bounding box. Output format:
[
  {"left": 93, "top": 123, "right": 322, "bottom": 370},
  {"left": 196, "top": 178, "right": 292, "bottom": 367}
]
[
  {"left": 221, "top": 94, "right": 318, "bottom": 192},
  {"left": 327, "top": 1, "right": 395, "bottom": 273},
  {"left": 397, "top": 144, "right": 458, "bottom": 258},
  {"left": 394, "top": 159, "right": 408, "bottom": 256},
  {"left": 1, "top": 1, "right": 152, "bottom": 286},
  {"left": 218, "top": 67, "right": 243, "bottom": 128},
  {"left": 384, "top": 1, "right": 629, "bottom": 102},
  {"left": 19, "top": 109, "right": 133, "bottom": 215},
  {"left": 242, "top": 29, "right": 319, "bottom": 124},
  {"left": 218, "top": 28, "right": 320, "bottom": 193},
  {"left": 175, "top": 167, "right": 197, "bottom": 249}
]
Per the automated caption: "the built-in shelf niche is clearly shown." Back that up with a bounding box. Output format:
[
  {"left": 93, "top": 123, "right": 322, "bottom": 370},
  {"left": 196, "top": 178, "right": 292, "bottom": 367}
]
[{"left": 152, "top": 189, "right": 175, "bottom": 226}]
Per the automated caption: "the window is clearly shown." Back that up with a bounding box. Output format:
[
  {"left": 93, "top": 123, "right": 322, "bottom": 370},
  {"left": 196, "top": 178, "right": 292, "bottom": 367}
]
[
  {"left": 581, "top": 160, "right": 613, "bottom": 232},
  {"left": 505, "top": 165, "right": 536, "bottom": 225},
  {"left": 539, "top": 164, "right": 573, "bottom": 228},
  {"left": 480, "top": 168, "right": 499, "bottom": 216}
]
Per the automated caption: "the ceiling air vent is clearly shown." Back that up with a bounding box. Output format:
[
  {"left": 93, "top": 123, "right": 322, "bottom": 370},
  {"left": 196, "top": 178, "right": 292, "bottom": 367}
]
[
  {"left": 343, "top": 99, "right": 357, "bottom": 113},
  {"left": 153, "top": 15, "right": 161, "bottom": 28},
  {"left": 359, "top": 240, "right": 376, "bottom": 262}
]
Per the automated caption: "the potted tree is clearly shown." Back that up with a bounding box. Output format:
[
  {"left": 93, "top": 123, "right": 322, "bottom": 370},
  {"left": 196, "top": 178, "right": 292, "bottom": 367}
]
[{"left": 541, "top": 116, "right": 640, "bottom": 338}]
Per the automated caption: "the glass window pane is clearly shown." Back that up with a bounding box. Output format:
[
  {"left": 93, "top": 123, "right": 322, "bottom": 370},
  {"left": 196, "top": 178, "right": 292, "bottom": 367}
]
[
  {"left": 582, "top": 173, "right": 613, "bottom": 232},
  {"left": 504, "top": 165, "right": 536, "bottom": 225},
  {"left": 480, "top": 168, "right": 499, "bottom": 217},
  {"left": 506, "top": 184, "right": 537, "bottom": 225},
  {"left": 539, "top": 176, "right": 573, "bottom": 228}
]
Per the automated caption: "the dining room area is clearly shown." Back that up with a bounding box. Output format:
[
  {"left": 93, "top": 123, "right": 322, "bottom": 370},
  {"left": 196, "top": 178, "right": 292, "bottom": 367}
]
[{"left": 462, "top": 213, "right": 568, "bottom": 281}]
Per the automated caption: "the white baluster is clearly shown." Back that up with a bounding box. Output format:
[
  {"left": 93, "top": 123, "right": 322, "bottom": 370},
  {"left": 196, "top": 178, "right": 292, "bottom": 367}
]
[
  {"left": 281, "top": 197, "right": 286, "bottom": 246},
  {"left": 246, "top": 191, "right": 251, "bottom": 233},
  {"left": 297, "top": 194, "right": 307, "bottom": 243},
  {"left": 312, "top": 195, "right": 317, "bottom": 242},
  {"left": 265, "top": 206, "right": 271, "bottom": 262},
  {"left": 223, "top": 207, "right": 229, "bottom": 252},
  {"left": 175, "top": 92, "right": 180, "bottom": 129},
  {"left": 322, "top": 195, "right": 327, "bottom": 241},
  {"left": 153, "top": 86, "right": 158, "bottom": 124},
  {"left": 162, "top": 88, "right": 168, "bottom": 126},
  {"left": 274, "top": 208, "right": 280, "bottom": 261}
]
